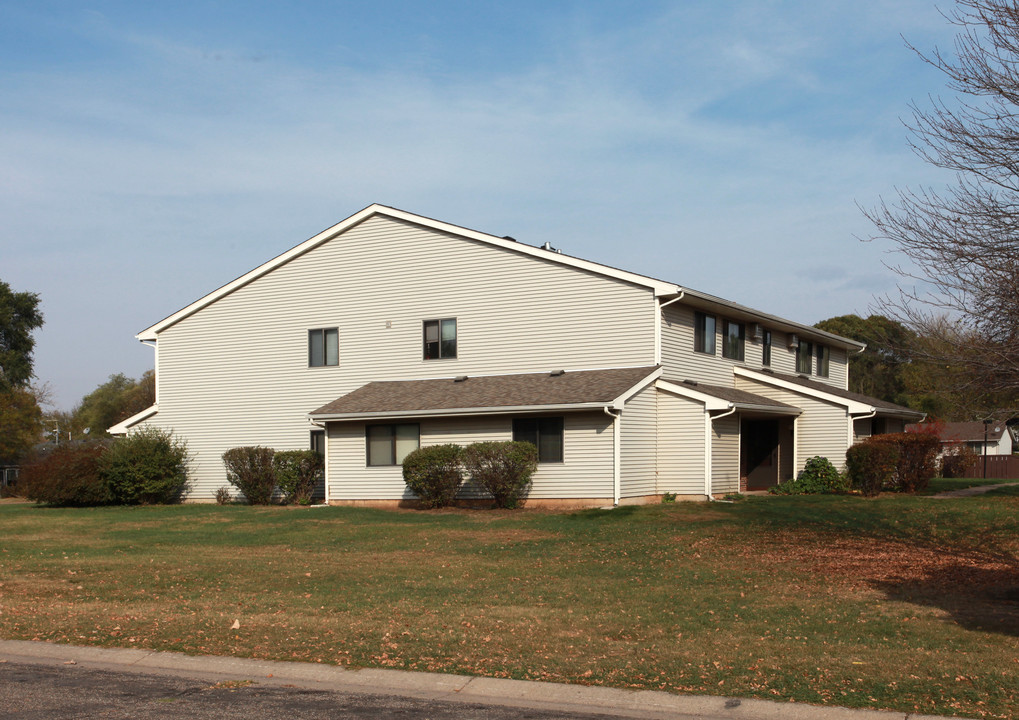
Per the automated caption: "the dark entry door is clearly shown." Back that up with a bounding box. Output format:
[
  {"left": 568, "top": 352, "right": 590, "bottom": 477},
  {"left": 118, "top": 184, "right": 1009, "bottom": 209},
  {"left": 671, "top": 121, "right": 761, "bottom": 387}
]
[{"left": 742, "top": 419, "right": 779, "bottom": 490}]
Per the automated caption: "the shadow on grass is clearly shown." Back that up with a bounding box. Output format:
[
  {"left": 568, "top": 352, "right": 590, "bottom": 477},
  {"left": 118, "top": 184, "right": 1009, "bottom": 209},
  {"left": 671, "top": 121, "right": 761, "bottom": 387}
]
[
  {"left": 870, "top": 564, "right": 1019, "bottom": 636},
  {"left": 739, "top": 495, "right": 1019, "bottom": 636}
]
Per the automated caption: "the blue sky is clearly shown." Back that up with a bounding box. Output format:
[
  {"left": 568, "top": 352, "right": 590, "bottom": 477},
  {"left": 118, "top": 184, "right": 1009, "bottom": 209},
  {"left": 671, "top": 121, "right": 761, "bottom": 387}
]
[{"left": 2, "top": 1, "right": 959, "bottom": 410}]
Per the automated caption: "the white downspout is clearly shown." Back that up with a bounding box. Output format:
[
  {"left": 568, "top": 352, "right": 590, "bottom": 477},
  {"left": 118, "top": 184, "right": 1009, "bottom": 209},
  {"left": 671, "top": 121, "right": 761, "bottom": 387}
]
[
  {"left": 309, "top": 419, "right": 328, "bottom": 504},
  {"left": 604, "top": 406, "right": 621, "bottom": 506},
  {"left": 656, "top": 291, "right": 686, "bottom": 366},
  {"left": 705, "top": 404, "right": 736, "bottom": 500}
]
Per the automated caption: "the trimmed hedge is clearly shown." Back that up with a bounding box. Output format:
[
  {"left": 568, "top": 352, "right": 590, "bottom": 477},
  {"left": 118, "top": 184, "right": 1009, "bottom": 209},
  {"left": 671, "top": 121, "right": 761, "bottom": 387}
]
[
  {"left": 402, "top": 444, "right": 464, "bottom": 508},
  {"left": 222, "top": 446, "right": 277, "bottom": 505},
  {"left": 846, "top": 441, "right": 899, "bottom": 496},
  {"left": 273, "top": 449, "right": 323, "bottom": 506},
  {"left": 462, "top": 441, "right": 537, "bottom": 509},
  {"left": 101, "top": 427, "right": 191, "bottom": 504},
  {"left": 20, "top": 443, "right": 112, "bottom": 506}
]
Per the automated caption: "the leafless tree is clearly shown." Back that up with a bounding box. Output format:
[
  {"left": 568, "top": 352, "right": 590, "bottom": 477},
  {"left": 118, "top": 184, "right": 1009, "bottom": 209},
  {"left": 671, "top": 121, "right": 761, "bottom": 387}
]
[{"left": 867, "top": 0, "right": 1019, "bottom": 415}]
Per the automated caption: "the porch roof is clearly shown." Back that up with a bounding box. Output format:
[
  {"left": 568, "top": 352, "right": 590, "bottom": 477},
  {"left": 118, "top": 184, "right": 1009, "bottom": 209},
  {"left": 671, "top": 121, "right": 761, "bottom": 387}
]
[
  {"left": 734, "top": 368, "right": 924, "bottom": 419},
  {"left": 309, "top": 366, "right": 661, "bottom": 421},
  {"left": 661, "top": 378, "right": 800, "bottom": 414}
]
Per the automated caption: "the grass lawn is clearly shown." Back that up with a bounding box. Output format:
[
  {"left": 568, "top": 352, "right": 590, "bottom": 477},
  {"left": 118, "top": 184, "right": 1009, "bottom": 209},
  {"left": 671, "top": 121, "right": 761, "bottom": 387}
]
[
  {"left": 1, "top": 494, "right": 1017, "bottom": 719},
  {"left": 923, "top": 477, "right": 1019, "bottom": 495}
]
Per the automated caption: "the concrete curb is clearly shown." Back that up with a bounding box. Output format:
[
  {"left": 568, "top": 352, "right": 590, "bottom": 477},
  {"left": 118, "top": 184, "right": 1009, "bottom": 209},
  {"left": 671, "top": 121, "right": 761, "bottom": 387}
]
[{"left": 0, "top": 639, "right": 972, "bottom": 720}]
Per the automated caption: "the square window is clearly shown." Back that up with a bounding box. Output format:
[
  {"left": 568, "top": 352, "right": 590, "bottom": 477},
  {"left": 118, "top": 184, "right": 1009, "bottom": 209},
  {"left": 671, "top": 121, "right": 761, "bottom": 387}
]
[
  {"left": 817, "top": 344, "right": 830, "bottom": 377},
  {"left": 366, "top": 423, "right": 420, "bottom": 466},
  {"left": 512, "top": 417, "right": 564, "bottom": 463},
  {"left": 722, "top": 320, "right": 745, "bottom": 361},
  {"left": 309, "top": 328, "right": 338, "bottom": 367},
  {"left": 694, "top": 312, "right": 716, "bottom": 355},
  {"left": 796, "top": 340, "right": 814, "bottom": 374},
  {"left": 762, "top": 330, "right": 772, "bottom": 366},
  {"left": 423, "top": 318, "right": 457, "bottom": 359}
]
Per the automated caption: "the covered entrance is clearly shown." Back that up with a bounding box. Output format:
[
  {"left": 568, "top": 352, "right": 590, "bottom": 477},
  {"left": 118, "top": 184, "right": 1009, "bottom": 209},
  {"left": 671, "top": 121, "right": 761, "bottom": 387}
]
[{"left": 740, "top": 416, "right": 795, "bottom": 491}]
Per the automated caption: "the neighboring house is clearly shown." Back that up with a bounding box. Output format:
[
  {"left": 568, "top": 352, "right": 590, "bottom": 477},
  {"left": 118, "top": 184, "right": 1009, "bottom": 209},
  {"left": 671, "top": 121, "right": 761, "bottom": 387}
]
[
  {"left": 906, "top": 421, "right": 1015, "bottom": 456},
  {"left": 111, "top": 204, "right": 923, "bottom": 505}
]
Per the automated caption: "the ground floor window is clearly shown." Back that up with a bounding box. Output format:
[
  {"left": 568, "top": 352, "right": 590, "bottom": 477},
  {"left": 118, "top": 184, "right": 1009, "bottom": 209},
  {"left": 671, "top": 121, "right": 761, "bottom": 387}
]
[
  {"left": 366, "top": 423, "right": 419, "bottom": 466},
  {"left": 310, "top": 429, "right": 325, "bottom": 456},
  {"left": 512, "top": 417, "right": 564, "bottom": 463}
]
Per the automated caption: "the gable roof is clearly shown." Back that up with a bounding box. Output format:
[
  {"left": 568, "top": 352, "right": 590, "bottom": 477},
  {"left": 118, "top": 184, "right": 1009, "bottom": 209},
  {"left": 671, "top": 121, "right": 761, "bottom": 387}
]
[
  {"left": 137, "top": 204, "right": 681, "bottom": 340},
  {"left": 905, "top": 420, "right": 1007, "bottom": 443},
  {"left": 735, "top": 367, "right": 924, "bottom": 419},
  {"left": 657, "top": 377, "right": 799, "bottom": 414},
  {"left": 309, "top": 366, "right": 661, "bottom": 420}
]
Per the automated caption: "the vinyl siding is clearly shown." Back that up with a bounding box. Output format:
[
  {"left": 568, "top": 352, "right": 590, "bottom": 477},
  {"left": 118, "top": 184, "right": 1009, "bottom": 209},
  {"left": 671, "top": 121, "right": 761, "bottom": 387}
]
[
  {"left": 620, "top": 384, "right": 657, "bottom": 498},
  {"left": 656, "top": 390, "right": 707, "bottom": 495},
  {"left": 711, "top": 414, "right": 740, "bottom": 494},
  {"left": 735, "top": 377, "right": 850, "bottom": 471},
  {"left": 326, "top": 411, "right": 614, "bottom": 501},
  {"left": 660, "top": 304, "right": 848, "bottom": 389},
  {"left": 145, "top": 215, "right": 654, "bottom": 498}
]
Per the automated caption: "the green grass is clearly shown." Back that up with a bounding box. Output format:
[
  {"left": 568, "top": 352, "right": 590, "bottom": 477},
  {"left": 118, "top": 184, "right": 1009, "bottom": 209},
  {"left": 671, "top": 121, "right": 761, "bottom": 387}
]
[
  {"left": 1, "top": 496, "right": 1017, "bottom": 718},
  {"left": 922, "top": 477, "right": 1018, "bottom": 495}
]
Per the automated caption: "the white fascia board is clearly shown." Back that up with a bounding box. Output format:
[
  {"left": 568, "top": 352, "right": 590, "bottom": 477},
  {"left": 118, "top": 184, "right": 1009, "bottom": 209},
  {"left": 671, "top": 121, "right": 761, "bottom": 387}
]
[
  {"left": 655, "top": 379, "right": 733, "bottom": 411},
  {"left": 610, "top": 367, "right": 664, "bottom": 409},
  {"left": 108, "top": 405, "right": 158, "bottom": 435},
  {"left": 310, "top": 401, "right": 612, "bottom": 423},
  {"left": 137, "top": 204, "right": 680, "bottom": 340},
  {"left": 733, "top": 367, "right": 873, "bottom": 414}
]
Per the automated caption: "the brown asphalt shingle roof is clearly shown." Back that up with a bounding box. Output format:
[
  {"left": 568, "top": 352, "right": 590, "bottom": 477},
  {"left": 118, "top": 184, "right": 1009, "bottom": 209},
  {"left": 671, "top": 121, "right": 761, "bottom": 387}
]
[
  {"left": 905, "top": 420, "right": 1006, "bottom": 443},
  {"left": 310, "top": 366, "right": 660, "bottom": 418},
  {"left": 662, "top": 377, "right": 797, "bottom": 410},
  {"left": 753, "top": 370, "right": 923, "bottom": 415}
]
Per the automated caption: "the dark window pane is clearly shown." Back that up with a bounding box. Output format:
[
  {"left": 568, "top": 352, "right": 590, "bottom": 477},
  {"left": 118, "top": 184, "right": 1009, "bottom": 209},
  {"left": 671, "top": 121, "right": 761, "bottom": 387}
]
[
  {"left": 367, "top": 425, "right": 394, "bottom": 466},
  {"left": 723, "top": 320, "right": 744, "bottom": 361},
  {"left": 309, "top": 329, "right": 324, "bottom": 367},
  {"left": 423, "top": 321, "right": 439, "bottom": 359},
  {"left": 797, "top": 341, "right": 813, "bottom": 374},
  {"left": 817, "top": 345, "right": 830, "bottom": 377},
  {"left": 440, "top": 318, "right": 457, "bottom": 358},
  {"left": 310, "top": 430, "right": 325, "bottom": 456},
  {"left": 694, "top": 312, "right": 716, "bottom": 355},
  {"left": 537, "top": 417, "right": 564, "bottom": 463},
  {"left": 512, "top": 418, "right": 538, "bottom": 448},
  {"left": 762, "top": 330, "right": 772, "bottom": 366}
]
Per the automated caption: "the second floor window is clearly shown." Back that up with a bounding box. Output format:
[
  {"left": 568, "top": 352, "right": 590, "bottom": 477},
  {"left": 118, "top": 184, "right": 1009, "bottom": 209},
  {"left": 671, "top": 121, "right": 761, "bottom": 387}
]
[
  {"left": 817, "top": 344, "right": 830, "bottom": 377},
  {"left": 309, "top": 328, "right": 338, "bottom": 367},
  {"left": 796, "top": 340, "right": 814, "bottom": 374},
  {"left": 694, "top": 312, "right": 716, "bottom": 355},
  {"left": 762, "top": 329, "right": 772, "bottom": 366},
  {"left": 423, "top": 318, "right": 457, "bottom": 360},
  {"left": 722, "top": 320, "right": 745, "bottom": 361}
]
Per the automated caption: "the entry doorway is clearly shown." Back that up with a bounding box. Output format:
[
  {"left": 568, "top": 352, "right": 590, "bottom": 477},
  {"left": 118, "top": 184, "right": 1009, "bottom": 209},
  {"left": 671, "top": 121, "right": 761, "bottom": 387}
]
[
  {"left": 740, "top": 417, "right": 795, "bottom": 491},
  {"left": 741, "top": 419, "right": 779, "bottom": 490}
]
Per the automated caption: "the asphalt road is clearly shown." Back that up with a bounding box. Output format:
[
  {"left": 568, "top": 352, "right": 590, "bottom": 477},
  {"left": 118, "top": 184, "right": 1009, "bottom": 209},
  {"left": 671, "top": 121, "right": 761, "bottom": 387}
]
[{"left": 0, "top": 661, "right": 629, "bottom": 720}]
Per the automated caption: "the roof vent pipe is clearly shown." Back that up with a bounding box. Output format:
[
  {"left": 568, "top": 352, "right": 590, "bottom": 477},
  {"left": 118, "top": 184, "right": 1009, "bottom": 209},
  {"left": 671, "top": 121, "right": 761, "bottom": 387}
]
[{"left": 454, "top": 376, "right": 469, "bottom": 382}]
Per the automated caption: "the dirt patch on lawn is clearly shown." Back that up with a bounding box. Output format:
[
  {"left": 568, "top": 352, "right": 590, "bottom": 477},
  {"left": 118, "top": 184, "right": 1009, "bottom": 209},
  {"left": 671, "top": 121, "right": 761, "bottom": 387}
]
[{"left": 749, "top": 531, "right": 1019, "bottom": 635}]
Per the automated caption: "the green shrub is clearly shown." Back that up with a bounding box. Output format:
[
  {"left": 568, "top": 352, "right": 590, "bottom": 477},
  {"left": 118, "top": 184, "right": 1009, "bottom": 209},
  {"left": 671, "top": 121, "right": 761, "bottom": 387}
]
[
  {"left": 222, "top": 446, "right": 277, "bottom": 505},
  {"left": 940, "top": 444, "right": 977, "bottom": 478},
  {"left": 845, "top": 441, "right": 900, "bottom": 497},
  {"left": 867, "top": 432, "right": 941, "bottom": 492},
  {"left": 402, "top": 444, "right": 464, "bottom": 508},
  {"left": 20, "top": 443, "right": 112, "bottom": 506},
  {"left": 461, "top": 441, "right": 538, "bottom": 509},
  {"left": 273, "top": 449, "right": 324, "bottom": 506},
  {"left": 100, "top": 427, "right": 191, "bottom": 504},
  {"left": 771, "top": 456, "right": 848, "bottom": 495}
]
